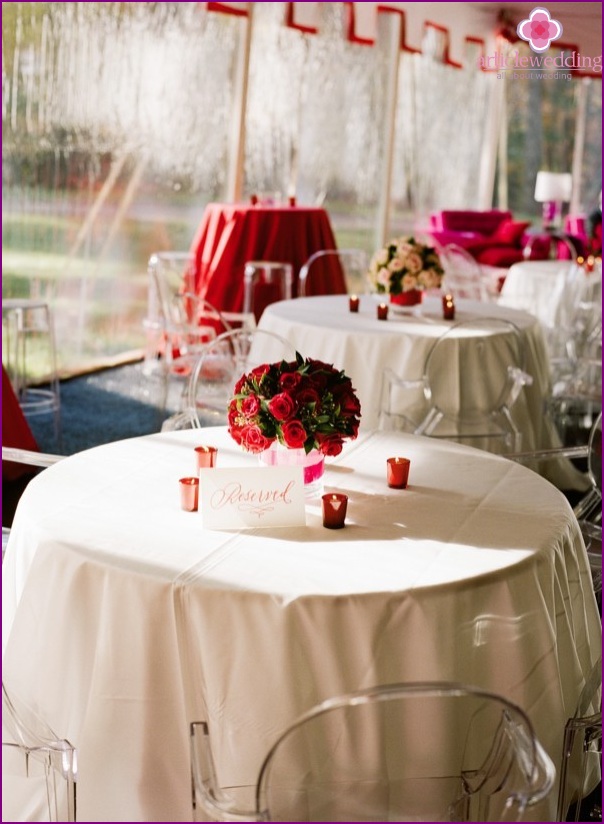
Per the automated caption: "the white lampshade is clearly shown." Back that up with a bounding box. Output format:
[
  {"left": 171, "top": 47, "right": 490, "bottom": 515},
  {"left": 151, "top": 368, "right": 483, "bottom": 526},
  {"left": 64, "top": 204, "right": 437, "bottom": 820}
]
[{"left": 534, "top": 171, "right": 572, "bottom": 203}]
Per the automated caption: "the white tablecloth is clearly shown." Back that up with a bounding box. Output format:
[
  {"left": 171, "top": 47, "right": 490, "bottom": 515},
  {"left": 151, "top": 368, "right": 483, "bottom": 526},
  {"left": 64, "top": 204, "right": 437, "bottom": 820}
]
[
  {"left": 256, "top": 294, "right": 586, "bottom": 489},
  {"left": 2, "top": 428, "right": 600, "bottom": 822},
  {"left": 498, "top": 260, "right": 575, "bottom": 327}
]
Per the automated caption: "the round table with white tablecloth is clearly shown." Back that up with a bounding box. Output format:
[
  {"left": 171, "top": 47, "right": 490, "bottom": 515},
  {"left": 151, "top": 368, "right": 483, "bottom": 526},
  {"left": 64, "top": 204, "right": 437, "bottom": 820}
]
[
  {"left": 2, "top": 427, "right": 600, "bottom": 821},
  {"left": 255, "top": 294, "right": 586, "bottom": 489}
]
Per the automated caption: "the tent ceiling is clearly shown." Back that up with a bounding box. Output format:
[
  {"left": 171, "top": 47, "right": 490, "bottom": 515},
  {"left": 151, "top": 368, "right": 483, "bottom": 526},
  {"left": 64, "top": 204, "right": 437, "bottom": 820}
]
[{"left": 211, "top": 3, "right": 602, "bottom": 70}]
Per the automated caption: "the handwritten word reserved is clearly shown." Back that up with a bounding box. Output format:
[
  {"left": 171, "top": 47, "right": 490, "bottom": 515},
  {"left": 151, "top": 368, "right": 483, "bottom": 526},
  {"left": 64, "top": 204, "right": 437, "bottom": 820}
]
[{"left": 210, "top": 480, "right": 296, "bottom": 516}]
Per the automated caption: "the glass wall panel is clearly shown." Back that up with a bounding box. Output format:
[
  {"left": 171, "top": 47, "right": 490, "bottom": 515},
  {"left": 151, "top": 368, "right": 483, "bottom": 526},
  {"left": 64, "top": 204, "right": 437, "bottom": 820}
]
[
  {"left": 245, "top": 2, "right": 389, "bottom": 252},
  {"left": 390, "top": 53, "right": 494, "bottom": 236},
  {"left": 2, "top": 2, "right": 237, "bottom": 374},
  {"left": 505, "top": 43, "right": 601, "bottom": 222}
]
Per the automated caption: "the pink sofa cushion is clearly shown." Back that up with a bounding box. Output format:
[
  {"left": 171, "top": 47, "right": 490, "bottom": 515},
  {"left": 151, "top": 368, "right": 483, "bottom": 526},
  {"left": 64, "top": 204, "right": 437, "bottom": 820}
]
[{"left": 490, "top": 219, "right": 532, "bottom": 245}]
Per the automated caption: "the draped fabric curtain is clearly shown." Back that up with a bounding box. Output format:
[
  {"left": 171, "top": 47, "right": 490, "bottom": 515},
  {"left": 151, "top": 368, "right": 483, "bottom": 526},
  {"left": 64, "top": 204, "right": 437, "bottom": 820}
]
[{"left": 391, "top": 53, "right": 494, "bottom": 223}]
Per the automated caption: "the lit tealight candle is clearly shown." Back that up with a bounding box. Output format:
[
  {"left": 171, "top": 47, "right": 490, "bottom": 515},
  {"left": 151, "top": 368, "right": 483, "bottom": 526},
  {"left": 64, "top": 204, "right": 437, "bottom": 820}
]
[
  {"left": 322, "top": 493, "right": 348, "bottom": 529},
  {"left": 195, "top": 445, "right": 218, "bottom": 470},
  {"left": 179, "top": 477, "right": 199, "bottom": 511},
  {"left": 377, "top": 303, "right": 388, "bottom": 321},
  {"left": 442, "top": 294, "right": 455, "bottom": 320},
  {"left": 349, "top": 294, "right": 360, "bottom": 312},
  {"left": 387, "top": 457, "right": 411, "bottom": 489}
]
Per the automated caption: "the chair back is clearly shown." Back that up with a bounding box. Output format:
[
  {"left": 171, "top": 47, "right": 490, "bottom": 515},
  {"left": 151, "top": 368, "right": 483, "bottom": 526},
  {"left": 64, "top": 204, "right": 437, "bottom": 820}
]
[
  {"left": 556, "top": 657, "right": 602, "bottom": 822},
  {"left": 147, "top": 251, "right": 196, "bottom": 326},
  {"left": 416, "top": 318, "right": 532, "bottom": 452},
  {"left": 186, "top": 328, "right": 295, "bottom": 427},
  {"left": 243, "top": 262, "right": 293, "bottom": 323},
  {"left": 441, "top": 244, "right": 491, "bottom": 302},
  {"left": 298, "top": 249, "right": 369, "bottom": 297},
  {"left": 166, "top": 292, "right": 232, "bottom": 376},
  {"left": 255, "top": 683, "right": 555, "bottom": 822},
  {"left": 2, "top": 683, "right": 77, "bottom": 822}
]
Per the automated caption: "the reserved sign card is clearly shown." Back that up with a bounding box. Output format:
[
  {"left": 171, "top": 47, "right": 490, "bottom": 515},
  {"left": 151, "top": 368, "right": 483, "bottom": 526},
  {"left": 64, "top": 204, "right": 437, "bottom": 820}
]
[{"left": 198, "top": 466, "right": 306, "bottom": 529}]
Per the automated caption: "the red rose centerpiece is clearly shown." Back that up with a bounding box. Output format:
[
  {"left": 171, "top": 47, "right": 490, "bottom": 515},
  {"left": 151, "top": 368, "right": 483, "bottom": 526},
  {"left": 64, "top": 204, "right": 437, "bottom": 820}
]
[{"left": 227, "top": 353, "right": 361, "bottom": 496}]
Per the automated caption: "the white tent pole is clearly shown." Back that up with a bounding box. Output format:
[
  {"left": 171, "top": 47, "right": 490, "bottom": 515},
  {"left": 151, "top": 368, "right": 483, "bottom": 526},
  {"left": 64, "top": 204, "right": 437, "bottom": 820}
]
[
  {"left": 375, "top": 13, "right": 402, "bottom": 247},
  {"left": 479, "top": 75, "right": 504, "bottom": 210},
  {"left": 570, "top": 77, "right": 588, "bottom": 215},
  {"left": 226, "top": 9, "right": 254, "bottom": 203}
]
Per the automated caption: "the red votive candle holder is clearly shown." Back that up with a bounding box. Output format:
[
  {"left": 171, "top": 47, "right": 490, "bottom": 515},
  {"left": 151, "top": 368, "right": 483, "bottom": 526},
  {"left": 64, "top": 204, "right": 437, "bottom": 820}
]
[
  {"left": 377, "top": 303, "right": 388, "bottom": 321},
  {"left": 387, "top": 457, "right": 410, "bottom": 489},
  {"left": 288, "top": 195, "right": 297, "bottom": 207},
  {"left": 442, "top": 294, "right": 455, "bottom": 320},
  {"left": 349, "top": 294, "right": 360, "bottom": 313},
  {"left": 322, "top": 493, "right": 348, "bottom": 529},
  {"left": 179, "top": 477, "right": 199, "bottom": 511},
  {"left": 195, "top": 445, "right": 218, "bottom": 470}
]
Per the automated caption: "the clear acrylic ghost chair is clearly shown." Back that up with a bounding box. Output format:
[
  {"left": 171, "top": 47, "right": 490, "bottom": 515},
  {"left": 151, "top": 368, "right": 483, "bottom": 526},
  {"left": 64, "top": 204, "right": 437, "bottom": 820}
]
[
  {"left": 546, "top": 265, "right": 602, "bottom": 445},
  {"left": 2, "top": 682, "right": 77, "bottom": 822},
  {"left": 440, "top": 244, "right": 492, "bottom": 302},
  {"left": 185, "top": 328, "right": 295, "bottom": 427},
  {"left": 2, "top": 447, "right": 65, "bottom": 562},
  {"left": 298, "top": 249, "right": 370, "bottom": 297},
  {"left": 165, "top": 293, "right": 232, "bottom": 375},
  {"left": 381, "top": 319, "right": 533, "bottom": 453},
  {"left": 507, "top": 412, "right": 602, "bottom": 602},
  {"left": 243, "top": 261, "right": 293, "bottom": 323},
  {"left": 143, "top": 251, "right": 196, "bottom": 374},
  {"left": 191, "top": 681, "right": 555, "bottom": 823},
  {"left": 556, "top": 657, "right": 602, "bottom": 822},
  {"left": 2, "top": 298, "right": 61, "bottom": 441}
]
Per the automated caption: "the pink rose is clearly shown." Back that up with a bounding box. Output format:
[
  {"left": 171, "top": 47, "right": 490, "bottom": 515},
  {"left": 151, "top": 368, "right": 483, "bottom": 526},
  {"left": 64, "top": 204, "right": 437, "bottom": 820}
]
[
  {"left": 239, "top": 424, "right": 273, "bottom": 453},
  {"left": 267, "top": 392, "right": 296, "bottom": 421},
  {"left": 241, "top": 394, "right": 260, "bottom": 417},
  {"left": 281, "top": 420, "right": 308, "bottom": 449}
]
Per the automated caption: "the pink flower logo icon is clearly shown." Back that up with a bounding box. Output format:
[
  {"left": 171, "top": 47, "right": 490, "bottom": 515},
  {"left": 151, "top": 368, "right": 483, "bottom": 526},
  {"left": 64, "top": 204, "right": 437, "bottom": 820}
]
[{"left": 517, "top": 7, "right": 563, "bottom": 52}]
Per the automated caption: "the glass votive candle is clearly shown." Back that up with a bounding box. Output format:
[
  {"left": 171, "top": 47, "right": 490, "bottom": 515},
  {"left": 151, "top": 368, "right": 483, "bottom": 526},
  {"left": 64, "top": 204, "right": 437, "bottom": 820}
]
[
  {"left": 195, "top": 446, "right": 218, "bottom": 470},
  {"left": 442, "top": 294, "right": 455, "bottom": 320},
  {"left": 387, "top": 457, "right": 410, "bottom": 489},
  {"left": 349, "top": 294, "right": 360, "bottom": 313},
  {"left": 179, "top": 477, "right": 199, "bottom": 511},
  {"left": 288, "top": 195, "right": 297, "bottom": 207},
  {"left": 322, "top": 493, "right": 348, "bottom": 529},
  {"left": 250, "top": 193, "right": 258, "bottom": 205},
  {"left": 377, "top": 303, "right": 388, "bottom": 321}
]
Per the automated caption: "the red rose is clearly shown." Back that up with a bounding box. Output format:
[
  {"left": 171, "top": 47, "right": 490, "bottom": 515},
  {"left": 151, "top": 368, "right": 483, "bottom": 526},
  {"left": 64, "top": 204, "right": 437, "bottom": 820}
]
[
  {"left": 267, "top": 392, "right": 296, "bottom": 421},
  {"left": 316, "top": 433, "right": 344, "bottom": 457},
  {"left": 239, "top": 424, "right": 273, "bottom": 453},
  {"left": 227, "top": 407, "right": 243, "bottom": 444},
  {"left": 233, "top": 375, "right": 248, "bottom": 394},
  {"left": 279, "top": 371, "right": 302, "bottom": 391},
  {"left": 241, "top": 394, "right": 261, "bottom": 417},
  {"left": 281, "top": 420, "right": 308, "bottom": 449},
  {"left": 295, "top": 387, "right": 321, "bottom": 408},
  {"left": 249, "top": 364, "right": 271, "bottom": 381},
  {"left": 340, "top": 392, "right": 361, "bottom": 416}
]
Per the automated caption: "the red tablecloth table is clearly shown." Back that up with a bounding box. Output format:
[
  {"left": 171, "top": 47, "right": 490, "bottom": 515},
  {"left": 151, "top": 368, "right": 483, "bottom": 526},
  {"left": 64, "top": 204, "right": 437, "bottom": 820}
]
[
  {"left": 188, "top": 203, "right": 347, "bottom": 312},
  {"left": 2, "top": 365, "right": 40, "bottom": 480}
]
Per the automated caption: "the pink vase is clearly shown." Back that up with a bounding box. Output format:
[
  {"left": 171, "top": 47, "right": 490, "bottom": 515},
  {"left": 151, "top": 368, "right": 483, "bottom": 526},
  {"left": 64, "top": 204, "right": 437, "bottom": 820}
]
[
  {"left": 390, "top": 289, "right": 423, "bottom": 307},
  {"left": 258, "top": 443, "right": 325, "bottom": 498}
]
